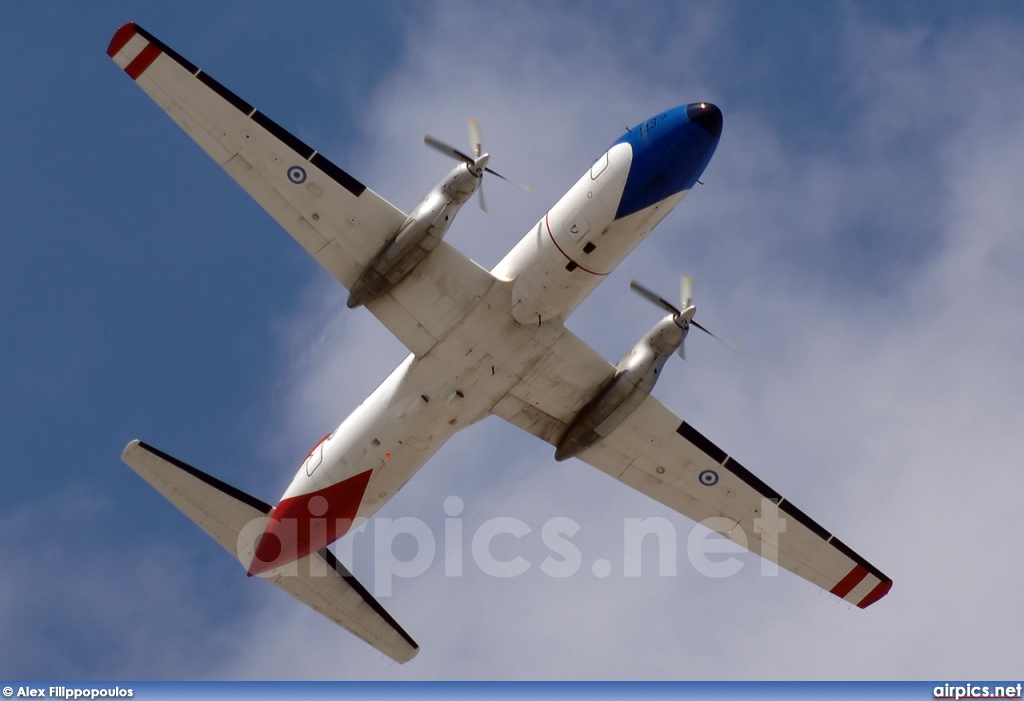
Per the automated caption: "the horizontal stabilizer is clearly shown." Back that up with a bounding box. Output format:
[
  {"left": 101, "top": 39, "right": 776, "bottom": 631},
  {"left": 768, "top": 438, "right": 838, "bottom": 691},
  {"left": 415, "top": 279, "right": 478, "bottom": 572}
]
[{"left": 121, "top": 440, "right": 419, "bottom": 663}]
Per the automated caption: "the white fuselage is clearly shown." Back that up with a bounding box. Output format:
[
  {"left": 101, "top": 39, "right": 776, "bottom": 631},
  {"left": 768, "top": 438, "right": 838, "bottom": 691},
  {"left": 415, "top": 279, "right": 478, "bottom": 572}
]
[
  {"left": 248, "top": 139, "right": 695, "bottom": 575},
  {"left": 493, "top": 142, "right": 685, "bottom": 325},
  {"left": 251, "top": 89, "right": 734, "bottom": 574}
]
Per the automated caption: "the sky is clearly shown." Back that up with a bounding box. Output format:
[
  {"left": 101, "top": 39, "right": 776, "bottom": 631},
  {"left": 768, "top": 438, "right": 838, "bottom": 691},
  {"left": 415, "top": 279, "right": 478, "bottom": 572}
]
[{"left": 2, "top": 0, "right": 1024, "bottom": 681}]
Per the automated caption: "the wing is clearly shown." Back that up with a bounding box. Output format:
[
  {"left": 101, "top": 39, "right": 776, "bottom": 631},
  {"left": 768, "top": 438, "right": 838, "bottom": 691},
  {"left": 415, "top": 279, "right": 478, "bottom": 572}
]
[
  {"left": 107, "top": 23, "right": 403, "bottom": 290},
  {"left": 121, "top": 440, "right": 419, "bottom": 663},
  {"left": 492, "top": 330, "right": 892, "bottom": 609},
  {"left": 577, "top": 397, "right": 892, "bottom": 608},
  {"left": 108, "top": 22, "right": 493, "bottom": 356}
]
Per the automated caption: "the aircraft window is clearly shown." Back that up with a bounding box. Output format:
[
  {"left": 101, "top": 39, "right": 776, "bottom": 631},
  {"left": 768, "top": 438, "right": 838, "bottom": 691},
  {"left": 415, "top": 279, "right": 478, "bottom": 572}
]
[{"left": 590, "top": 152, "right": 609, "bottom": 179}]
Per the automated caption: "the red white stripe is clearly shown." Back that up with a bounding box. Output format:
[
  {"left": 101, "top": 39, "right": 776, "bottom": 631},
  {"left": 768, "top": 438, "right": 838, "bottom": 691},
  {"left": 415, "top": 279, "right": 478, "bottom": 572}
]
[
  {"left": 106, "top": 22, "right": 138, "bottom": 58},
  {"left": 106, "top": 23, "right": 162, "bottom": 81},
  {"left": 829, "top": 564, "right": 868, "bottom": 598},
  {"left": 857, "top": 579, "right": 893, "bottom": 609},
  {"left": 829, "top": 563, "right": 892, "bottom": 608},
  {"left": 125, "top": 43, "right": 162, "bottom": 80}
]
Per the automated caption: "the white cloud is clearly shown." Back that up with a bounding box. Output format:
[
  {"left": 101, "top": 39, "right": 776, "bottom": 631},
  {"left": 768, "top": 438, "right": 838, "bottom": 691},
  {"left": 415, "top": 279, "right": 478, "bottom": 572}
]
[{"left": 0, "top": 490, "right": 257, "bottom": 679}]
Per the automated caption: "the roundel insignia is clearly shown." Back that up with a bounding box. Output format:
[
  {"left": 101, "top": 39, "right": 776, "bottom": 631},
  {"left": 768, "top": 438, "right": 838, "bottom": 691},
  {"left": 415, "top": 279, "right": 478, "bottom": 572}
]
[
  {"left": 698, "top": 469, "right": 719, "bottom": 486},
  {"left": 287, "top": 165, "right": 307, "bottom": 184}
]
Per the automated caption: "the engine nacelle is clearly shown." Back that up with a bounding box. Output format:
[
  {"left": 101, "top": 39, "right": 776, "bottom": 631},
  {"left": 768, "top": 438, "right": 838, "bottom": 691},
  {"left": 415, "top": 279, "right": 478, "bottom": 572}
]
[
  {"left": 555, "top": 315, "right": 686, "bottom": 461},
  {"left": 347, "top": 162, "right": 481, "bottom": 308}
]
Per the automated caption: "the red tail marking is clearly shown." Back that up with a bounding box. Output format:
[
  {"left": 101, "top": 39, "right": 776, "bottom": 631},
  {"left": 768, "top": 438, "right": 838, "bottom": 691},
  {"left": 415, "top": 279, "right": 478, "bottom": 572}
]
[{"left": 247, "top": 469, "right": 374, "bottom": 576}]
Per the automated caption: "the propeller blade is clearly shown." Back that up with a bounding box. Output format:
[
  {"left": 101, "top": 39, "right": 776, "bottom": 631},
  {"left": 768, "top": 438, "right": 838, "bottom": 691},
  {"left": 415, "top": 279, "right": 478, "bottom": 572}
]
[
  {"left": 424, "top": 134, "right": 474, "bottom": 165},
  {"left": 630, "top": 280, "right": 680, "bottom": 315},
  {"left": 681, "top": 275, "right": 693, "bottom": 309},
  {"left": 632, "top": 275, "right": 736, "bottom": 358},
  {"left": 468, "top": 119, "right": 483, "bottom": 159},
  {"left": 691, "top": 321, "right": 740, "bottom": 354},
  {"left": 427, "top": 121, "right": 533, "bottom": 205},
  {"left": 484, "top": 167, "right": 534, "bottom": 194},
  {"left": 477, "top": 182, "right": 487, "bottom": 213}
]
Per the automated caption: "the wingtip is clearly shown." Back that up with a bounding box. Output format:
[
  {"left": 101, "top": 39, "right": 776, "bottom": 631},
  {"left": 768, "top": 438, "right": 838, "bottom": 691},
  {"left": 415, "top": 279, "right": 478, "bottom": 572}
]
[
  {"left": 121, "top": 438, "right": 142, "bottom": 462},
  {"left": 107, "top": 22, "right": 138, "bottom": 58},
  {"left": 857, "top": 578, "right": 893, "bottom": 609}
]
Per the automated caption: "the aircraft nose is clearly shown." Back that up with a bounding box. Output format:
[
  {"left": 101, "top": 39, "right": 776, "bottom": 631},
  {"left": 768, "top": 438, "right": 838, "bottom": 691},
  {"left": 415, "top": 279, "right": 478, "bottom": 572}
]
[
  {"left": 613, "top": 102, "right": 722, "bottom": 220},
  {"left": 685, "top": 102, "right": 723, "bottom": 138}
]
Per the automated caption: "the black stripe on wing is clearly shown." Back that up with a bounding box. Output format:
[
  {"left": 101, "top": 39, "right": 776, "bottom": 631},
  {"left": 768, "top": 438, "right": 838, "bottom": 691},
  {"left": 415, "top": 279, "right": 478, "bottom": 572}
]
[
  {"left": 673, "top": 421, "right": 890, "bottom": 583},
  {"left": 132, "top": 23, "right": 367, "bottom": 197}
]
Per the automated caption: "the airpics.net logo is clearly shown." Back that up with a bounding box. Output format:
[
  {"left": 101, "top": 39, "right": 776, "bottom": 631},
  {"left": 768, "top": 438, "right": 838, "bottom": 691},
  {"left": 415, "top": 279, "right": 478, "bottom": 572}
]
[
  {"left": 238, "top": 496, "right": 789, "bottom": 597},
  {"left": 934, "top": 682, "right": 1023, "bottom": 699}
]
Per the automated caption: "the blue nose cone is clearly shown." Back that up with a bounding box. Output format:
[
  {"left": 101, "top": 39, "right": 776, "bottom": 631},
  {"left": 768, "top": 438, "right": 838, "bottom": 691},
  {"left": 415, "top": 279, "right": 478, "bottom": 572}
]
[
  {"left": 613, "top": 102, "right": 722, "bottom": 219},
  {"left": 686, "top": 102, "right": 723, "bottom": 137}
]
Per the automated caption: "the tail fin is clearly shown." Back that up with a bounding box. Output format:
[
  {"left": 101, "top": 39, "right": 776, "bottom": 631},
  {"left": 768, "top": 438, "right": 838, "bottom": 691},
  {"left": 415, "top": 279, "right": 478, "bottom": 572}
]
[{"left": 121, "top": 440, "right": 419, "bottom": 663}]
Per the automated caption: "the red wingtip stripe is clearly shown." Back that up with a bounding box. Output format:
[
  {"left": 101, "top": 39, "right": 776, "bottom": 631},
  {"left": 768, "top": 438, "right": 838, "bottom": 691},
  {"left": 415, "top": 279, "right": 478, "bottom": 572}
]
[
  {"left": 107, "top": 22, "right": 138, "bottom": 58},
  {"left": 856, "top": 579, "right": 893, "bottom": 608},
  {"left": 829, "top": 564, "right": 868, "bottom": 598},
  {"left": 125, "top": 42, "right": 162, "bottom": 80}
]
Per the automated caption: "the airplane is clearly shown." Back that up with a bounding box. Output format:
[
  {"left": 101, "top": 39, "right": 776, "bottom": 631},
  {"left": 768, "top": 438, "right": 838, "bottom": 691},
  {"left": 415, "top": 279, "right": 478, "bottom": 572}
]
[{"left": 108, "top": 22, "right": 892, "bottom": 664}]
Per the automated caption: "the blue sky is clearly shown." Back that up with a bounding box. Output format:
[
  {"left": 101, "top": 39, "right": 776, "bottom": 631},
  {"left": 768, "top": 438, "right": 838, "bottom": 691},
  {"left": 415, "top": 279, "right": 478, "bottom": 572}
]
[{"left": 3, "top": 0, "right": 1024, "bottom": 680}]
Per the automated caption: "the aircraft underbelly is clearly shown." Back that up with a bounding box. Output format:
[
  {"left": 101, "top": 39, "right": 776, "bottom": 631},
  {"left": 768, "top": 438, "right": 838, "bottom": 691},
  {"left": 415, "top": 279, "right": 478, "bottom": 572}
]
[
  {"left": 283, "top": 275, "right": 623, "bottom": 526},
  {"left": 287, "top": 355, "right": 487, "bottom": 522},
  {"left": 276, "top": 135, "right": 688, "bottom": 543}
]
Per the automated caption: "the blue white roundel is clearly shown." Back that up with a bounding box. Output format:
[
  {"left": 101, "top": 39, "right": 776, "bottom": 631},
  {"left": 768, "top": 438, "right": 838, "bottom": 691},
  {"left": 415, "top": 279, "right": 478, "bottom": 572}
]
[
  {"left": 287, "top": 165, "right": 307, "bottom": 184},
  {"left": 698, "top": 469, "right": 719, "bottom": 486}
]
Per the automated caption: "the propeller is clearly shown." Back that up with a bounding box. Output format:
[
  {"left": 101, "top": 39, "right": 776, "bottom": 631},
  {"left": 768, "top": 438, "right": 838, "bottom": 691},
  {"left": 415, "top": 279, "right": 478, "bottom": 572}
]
[
  {"left": 629, "top": 275, "right": 739, "bottom": 360},
  {"left": 424, "top": 119, "right": 532, "bottom": 211}
]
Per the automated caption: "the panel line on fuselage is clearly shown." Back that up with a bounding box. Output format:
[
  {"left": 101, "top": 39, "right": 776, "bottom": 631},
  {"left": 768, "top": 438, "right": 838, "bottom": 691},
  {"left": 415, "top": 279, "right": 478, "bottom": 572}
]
[{"left": 543, "top": 213, "right": 607, "bottom": 276}]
